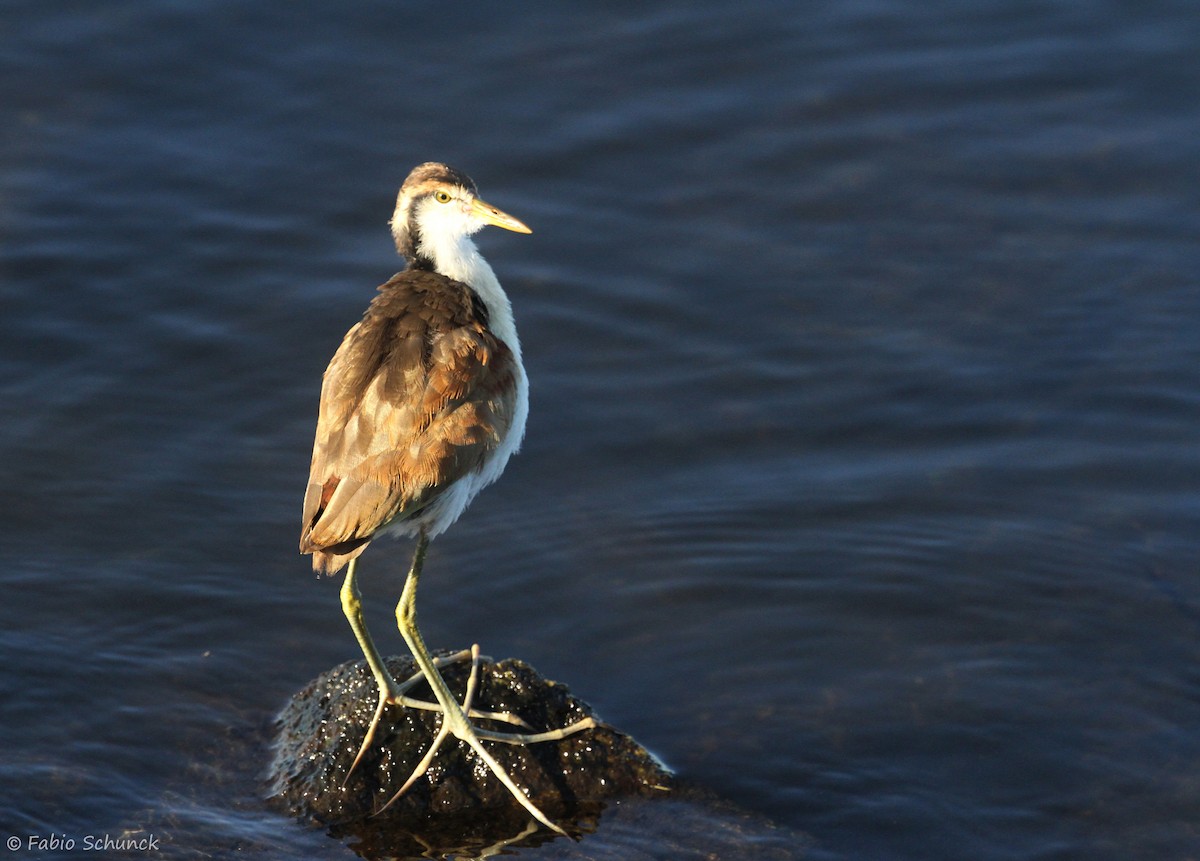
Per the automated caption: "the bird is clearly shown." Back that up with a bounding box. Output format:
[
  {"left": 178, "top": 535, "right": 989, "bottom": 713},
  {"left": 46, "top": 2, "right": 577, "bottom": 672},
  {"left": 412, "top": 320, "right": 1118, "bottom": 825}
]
[{"left": 299, "top": 162, "right": 594, "bottom": 834}]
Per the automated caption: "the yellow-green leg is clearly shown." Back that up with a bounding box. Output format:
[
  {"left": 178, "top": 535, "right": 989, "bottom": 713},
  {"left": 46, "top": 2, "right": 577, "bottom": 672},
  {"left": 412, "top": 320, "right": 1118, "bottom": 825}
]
[
  {"left": 379, "top": 532, "right": 596, "bottom": 834},
  {"left": 339, "top": 557, "right": 527, "bottom": 780}
]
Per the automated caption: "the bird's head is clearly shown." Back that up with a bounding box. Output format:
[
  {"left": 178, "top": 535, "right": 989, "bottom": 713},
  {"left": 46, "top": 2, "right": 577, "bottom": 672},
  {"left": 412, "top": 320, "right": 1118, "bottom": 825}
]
[{"left": 390, "top": 162, "right": 531, "bottom": 274}]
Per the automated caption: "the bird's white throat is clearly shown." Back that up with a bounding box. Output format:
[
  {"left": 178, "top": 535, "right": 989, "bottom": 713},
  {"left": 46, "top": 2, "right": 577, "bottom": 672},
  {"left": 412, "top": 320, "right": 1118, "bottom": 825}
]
[{"left": 406, "top": 203, "right": 523, "bottom": 362}]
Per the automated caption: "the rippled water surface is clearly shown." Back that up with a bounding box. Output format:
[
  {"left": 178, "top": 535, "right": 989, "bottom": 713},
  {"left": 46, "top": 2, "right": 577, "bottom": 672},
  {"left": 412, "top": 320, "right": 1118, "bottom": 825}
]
[{"left": 2, "top": 2, "right": 1199, "bottom": 859}]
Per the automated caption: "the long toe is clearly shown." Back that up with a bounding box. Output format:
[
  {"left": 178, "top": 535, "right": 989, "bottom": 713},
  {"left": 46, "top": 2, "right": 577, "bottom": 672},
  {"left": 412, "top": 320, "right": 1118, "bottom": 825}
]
[{"left": 345, "top": 690, "right": 391, "bottom": 783}]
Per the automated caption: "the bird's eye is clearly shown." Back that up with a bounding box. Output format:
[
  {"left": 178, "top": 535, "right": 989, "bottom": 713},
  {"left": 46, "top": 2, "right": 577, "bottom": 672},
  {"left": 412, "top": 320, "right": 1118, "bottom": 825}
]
[{"left": 434, "top": 191, "right": 452, "bottom": 203}]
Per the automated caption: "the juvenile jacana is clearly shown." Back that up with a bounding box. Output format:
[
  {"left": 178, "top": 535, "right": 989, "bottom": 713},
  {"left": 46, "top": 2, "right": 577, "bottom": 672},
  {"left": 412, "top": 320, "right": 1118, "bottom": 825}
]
[{"left": 299, "top": 162, "right": 593, "bottom": 834}]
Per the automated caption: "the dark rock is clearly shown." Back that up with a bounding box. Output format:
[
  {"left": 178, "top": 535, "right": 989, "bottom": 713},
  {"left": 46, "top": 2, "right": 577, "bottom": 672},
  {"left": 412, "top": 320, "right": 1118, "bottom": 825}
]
[{"left": 266, "top": 651, "right": 673, "bottom": 854}]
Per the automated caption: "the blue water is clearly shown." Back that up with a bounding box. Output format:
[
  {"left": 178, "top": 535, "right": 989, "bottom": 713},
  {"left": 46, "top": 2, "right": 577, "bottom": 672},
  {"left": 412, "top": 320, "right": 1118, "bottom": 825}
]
[{"left": 2, "top": 1, "right": 1199, "bottom": 859}]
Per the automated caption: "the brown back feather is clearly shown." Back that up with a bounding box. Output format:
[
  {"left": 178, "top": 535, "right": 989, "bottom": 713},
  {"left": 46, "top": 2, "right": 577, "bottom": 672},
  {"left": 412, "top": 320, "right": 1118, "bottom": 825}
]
[{"left": 299, "top": 270, "right": 516, "bottom": 574}]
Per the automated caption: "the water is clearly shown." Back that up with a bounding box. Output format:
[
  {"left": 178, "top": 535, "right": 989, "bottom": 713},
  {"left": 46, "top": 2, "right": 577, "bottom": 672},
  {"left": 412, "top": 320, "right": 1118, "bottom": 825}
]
[{"left": 2, "top": 1, "right": 1199, "bottom": 858}]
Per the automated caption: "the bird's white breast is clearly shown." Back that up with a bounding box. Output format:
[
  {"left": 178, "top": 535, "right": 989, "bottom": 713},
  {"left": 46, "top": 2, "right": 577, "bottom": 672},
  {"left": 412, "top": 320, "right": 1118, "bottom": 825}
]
[{"left": 386, "top": 228, "right": 529, "bottom": 540}]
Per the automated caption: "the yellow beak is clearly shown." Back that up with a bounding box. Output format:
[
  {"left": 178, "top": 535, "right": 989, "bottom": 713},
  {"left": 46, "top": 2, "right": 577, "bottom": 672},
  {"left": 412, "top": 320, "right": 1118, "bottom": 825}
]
[{"left": 472, "top": 197, "right": 532, "bottom": 234}]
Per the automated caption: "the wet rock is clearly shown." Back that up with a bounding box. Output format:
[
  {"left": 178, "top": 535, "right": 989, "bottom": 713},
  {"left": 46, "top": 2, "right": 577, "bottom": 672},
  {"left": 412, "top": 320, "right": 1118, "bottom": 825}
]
[{"left": 267, "top": 651, "right": 672, "bottom": 853}]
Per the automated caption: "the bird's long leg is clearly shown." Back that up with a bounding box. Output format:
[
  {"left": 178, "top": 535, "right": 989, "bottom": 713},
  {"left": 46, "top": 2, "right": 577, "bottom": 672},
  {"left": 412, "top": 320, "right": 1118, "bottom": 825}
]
[
  {"left": 386, "top": 531, "right": 589, "bottom": 836},
  {"left": 341, "top": 556, "right": 418, "bottom": 779},
  {"left": 340, "top": 558, "right": 527, "bottom": 782}
]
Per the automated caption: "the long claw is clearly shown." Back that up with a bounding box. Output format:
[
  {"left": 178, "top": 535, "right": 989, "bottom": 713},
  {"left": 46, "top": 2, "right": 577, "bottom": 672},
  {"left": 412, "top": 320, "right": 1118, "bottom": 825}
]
[
  {"left": 475, "top": 715, "right": 598, "bottom": 745},
  {"left": 345, "top": 691, "right": 389, "bottom": 784},
  {"left": 376, "top": 646, "right": 484, "bottom": 815},
  {"left": 376, "top": 718, "right": 451, "bottom": 814}
]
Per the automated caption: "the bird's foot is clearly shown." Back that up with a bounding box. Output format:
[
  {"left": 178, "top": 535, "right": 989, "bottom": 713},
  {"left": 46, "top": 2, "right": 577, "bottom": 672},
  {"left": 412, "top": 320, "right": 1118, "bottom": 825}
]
[
  {"left": 344, "top": 647, "right": 531, "bottom": 783},
  {"left": 389, "top": 648, "right": 532, "bottom": 725},
  {"left": 376, "top": 645, "right": 597, "bottom": 835}
]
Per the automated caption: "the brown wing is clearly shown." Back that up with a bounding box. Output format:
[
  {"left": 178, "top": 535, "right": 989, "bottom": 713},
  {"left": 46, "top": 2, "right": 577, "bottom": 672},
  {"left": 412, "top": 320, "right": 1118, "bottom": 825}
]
[{"left": 299, "top": 270, "right": 517, "bottom": 574}]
